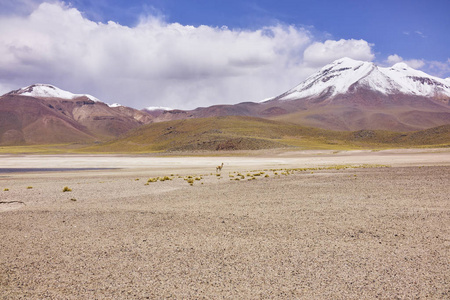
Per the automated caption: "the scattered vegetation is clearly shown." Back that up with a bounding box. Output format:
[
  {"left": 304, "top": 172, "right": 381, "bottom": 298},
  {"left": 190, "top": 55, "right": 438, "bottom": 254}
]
[
  {"left": 62, "top": 186, "right": 72, "bottom": 192},
  {"left": 27, "top": 186, "right": 33, "bottom": 189},
  {"left": 92, "top": 163, "right": 393, "bottom": 190},
  {"left": 3, "top": 188, "right": 9, "bottom": 191}
]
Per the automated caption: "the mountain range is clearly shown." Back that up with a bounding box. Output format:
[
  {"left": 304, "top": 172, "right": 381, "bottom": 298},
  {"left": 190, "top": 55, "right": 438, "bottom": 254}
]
[
  {"left": 1, "top": 58, "right": 449, "bottom": 147},
  {"left": 152, "top": 57, "right": 450, "bottom": 131}
]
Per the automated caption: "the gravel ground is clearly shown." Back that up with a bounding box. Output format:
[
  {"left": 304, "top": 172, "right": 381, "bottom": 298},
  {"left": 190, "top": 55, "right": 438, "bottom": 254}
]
[{"left": 0, "top": 150, "right": 449, "bottom": 299}]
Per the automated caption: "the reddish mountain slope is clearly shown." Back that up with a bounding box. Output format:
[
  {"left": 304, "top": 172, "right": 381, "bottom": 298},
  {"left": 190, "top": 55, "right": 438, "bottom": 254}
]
[{"left": 0, "top": 85, "right": 152, "bottom": 145}]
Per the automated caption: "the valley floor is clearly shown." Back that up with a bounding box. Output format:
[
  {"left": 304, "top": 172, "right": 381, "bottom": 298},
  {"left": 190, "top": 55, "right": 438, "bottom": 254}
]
[{"left": 0, "top": 149, "right": 449, "bottom": 298}]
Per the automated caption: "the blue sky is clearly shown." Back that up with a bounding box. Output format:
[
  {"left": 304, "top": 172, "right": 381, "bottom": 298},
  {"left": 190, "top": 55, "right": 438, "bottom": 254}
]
[{"left": 0, "top": 0, "right": 449, "bottom": 109}]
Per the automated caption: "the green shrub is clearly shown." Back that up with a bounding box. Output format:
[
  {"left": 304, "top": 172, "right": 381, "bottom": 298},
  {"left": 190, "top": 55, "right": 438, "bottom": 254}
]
[{"left": 62, "top": 186, "right": 72, "bottom": 192}]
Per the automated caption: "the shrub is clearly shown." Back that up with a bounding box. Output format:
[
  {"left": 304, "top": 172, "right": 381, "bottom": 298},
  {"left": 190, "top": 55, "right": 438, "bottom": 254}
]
[
  {"left": 4, "top": 188, "right": 9, "bottom": 191},
  {"left": 27, "top": 186, "right": 33, "bottom": 189},
  {"left": 62, "top": 186, "right": 72, "bottom": 192}
]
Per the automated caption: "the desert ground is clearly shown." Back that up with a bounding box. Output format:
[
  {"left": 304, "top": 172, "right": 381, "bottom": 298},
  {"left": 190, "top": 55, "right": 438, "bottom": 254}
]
[{"left": 1, "top": 149, "right": 449, "bottom": 299}]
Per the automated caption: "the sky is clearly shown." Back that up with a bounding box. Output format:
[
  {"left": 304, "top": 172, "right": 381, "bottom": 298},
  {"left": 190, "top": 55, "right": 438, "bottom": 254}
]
[{"left": 0, "top": 0, "right": 449, "bottom": 109}]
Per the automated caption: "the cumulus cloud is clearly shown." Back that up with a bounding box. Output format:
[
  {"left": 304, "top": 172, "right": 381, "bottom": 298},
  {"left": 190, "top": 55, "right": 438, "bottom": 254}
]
[
  {"left": 386, "top": 54, "right": 425, "bottom": 69},
  {"left": 0, "top": 1, "right": 378, "bottom": 109},
  {"left": 303, "top": 39, "right": 375, "bottom": 68}
]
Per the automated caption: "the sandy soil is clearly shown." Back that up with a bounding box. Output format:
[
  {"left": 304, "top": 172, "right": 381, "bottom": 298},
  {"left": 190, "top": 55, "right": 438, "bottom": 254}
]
[{"left": 0, "top": 149, "right": 449, "bottom": 298}]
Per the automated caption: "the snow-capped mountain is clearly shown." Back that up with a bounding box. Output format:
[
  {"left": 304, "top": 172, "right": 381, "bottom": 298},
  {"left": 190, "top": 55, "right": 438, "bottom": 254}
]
[
  {"left": 277, "top": 57, "right": 450, "bottom": 101},
  {"left": 7, "top": 84, "right": 100, "bottom": 101},
  {"left": 0, "top": 84, "right": 153, "bottom": 145}
]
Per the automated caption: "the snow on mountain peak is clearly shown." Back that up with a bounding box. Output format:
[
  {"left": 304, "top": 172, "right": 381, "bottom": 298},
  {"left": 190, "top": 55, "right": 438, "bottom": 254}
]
[
  {"left": 108, "top": 103, "right": 123, "bottom": 108},
  {"left": 277, "top": 58, "right": 450, "bottom": 101},
  {"left": 145, "top": 106, "right": 173, "bottom": 111},
  {"left": 8, "top": 84, "right": 100, "bottom": 101},
  {"left": 391, "top": 62, "right": 410, "bottom": 70}
]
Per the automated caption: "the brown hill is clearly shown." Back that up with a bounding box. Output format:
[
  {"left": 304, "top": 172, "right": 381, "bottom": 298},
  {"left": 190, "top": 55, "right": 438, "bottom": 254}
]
[
  {"left": 269, "top": 92, "right": 450, "bottom": 131},
  {"left": 0, "top": 94, "right": 152, "bottom": 145}
]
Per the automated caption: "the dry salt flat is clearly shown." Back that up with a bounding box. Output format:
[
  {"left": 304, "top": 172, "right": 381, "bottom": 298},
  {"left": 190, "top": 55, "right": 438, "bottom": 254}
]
[{"left": 0, "top": 149, "right": 449, "bottom": 298}]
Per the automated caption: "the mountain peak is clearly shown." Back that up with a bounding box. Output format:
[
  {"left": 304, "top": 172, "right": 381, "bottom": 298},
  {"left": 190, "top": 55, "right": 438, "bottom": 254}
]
[
  {"left": 333, "top": 57, "right": 369, "bottom": 66},
  {"left": 391, "top": 62, "right": 410, "bottom": 70},
  {"left": 276, "top": 58, "right": 450, "bottom": 101},
  {"left": 6, "top": 84, "right": 100, "bottom": 101}
]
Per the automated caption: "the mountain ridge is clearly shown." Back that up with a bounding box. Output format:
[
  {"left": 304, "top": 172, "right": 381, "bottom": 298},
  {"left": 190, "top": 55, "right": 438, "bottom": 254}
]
[
  {"left": 273, "top": 57, "right": 450, "bottom": 103},
  {"left": 6, "top": 84, "right": 101, "bottom": 102}
]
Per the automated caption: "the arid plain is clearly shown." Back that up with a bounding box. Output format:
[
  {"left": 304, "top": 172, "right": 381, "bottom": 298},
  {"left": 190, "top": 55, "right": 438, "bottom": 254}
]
[{"left": 1, "top": 149, "right": 449, "bottom": 299}]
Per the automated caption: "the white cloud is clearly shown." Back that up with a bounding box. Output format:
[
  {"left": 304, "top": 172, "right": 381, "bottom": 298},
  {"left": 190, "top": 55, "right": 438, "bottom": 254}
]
[
  {"left": 414, "top": 31, "right": 426, "bottom": 38},
  {"left": 426, "top": 59, "right": 450, "bottom": 78},
  {"left": 0, "top": 2, "right": 379, "bottom": 109},
  {"left": 303, "top": 39, "right": 375, "bottom": 68},
  {"left": 386, "top": 54, "right": 425, "bottom": 69},
  {"left": 386, "top": 54, "right": 403, "bottom": 64}
]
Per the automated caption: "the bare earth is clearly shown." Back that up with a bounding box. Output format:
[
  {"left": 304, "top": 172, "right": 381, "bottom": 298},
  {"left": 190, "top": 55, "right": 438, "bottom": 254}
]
[{"left": 0, "top": 149, "right": 449, "bottom": 299}]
